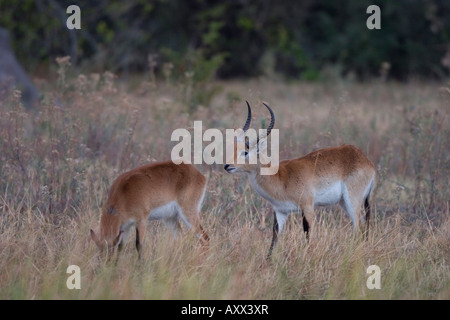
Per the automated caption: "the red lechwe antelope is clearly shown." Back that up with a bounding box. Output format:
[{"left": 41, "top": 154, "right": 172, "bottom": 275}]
[
  {"left": 90, "top": 162, "right": 209, "bottom": 259},
  {"left": 224, "top": 102, "right": 376, "bottom": 258}
]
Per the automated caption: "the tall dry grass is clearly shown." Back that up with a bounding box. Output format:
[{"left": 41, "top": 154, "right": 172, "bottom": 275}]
[{"left": 0, "top": 62, "right": 449, "bottom": 299}]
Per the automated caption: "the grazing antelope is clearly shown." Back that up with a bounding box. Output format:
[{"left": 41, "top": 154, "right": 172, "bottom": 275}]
[
  {"left": 90, "top": 161, "right": 209, "bottom": 259},
  {"left": 224, "top": 102, "right": 375, "bottom": 258}
]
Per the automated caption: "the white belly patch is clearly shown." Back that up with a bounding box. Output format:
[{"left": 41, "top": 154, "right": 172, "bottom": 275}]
[
  {"left": 147, "top": 201, "right": 193, "bottom": 230},
  {"left": 148, "top": 201, "right": 178, "bottom": 220},
  {"left": 314, "top": 181, "right": 343, "bottom": 206}
]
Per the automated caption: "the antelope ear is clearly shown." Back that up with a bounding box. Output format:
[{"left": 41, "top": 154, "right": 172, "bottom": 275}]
[
  {"left": 112, "top": 230, "right": 123, "bottom": 247},
  {"left": 257, "top": 137, "right": 267, "bottom": 154},
  {"left": 90, "top": 229, "right": 101, "bottom": 248}
]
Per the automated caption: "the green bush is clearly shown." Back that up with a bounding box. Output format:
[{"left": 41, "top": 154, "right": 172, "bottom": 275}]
[{"left": 0, "top": 0, "right": 448, "bottom": 80}]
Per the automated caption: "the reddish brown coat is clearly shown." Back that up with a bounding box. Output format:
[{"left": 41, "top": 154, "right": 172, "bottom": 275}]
[{"left": 90, "top": 161, "right": 208, "bottom": 258}]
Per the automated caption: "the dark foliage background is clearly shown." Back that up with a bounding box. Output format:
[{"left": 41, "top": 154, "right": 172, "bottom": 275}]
[{"left": 0, "top": 0, "right": 449, "bottom": 80}]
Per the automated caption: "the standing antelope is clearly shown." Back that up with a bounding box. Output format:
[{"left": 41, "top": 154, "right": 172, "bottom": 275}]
[
  {"left": 90, "top": 161, "right": 209, "bottom": 259},
  {"left": 224, "top": 102, "right": 375, "bottom": 258}
]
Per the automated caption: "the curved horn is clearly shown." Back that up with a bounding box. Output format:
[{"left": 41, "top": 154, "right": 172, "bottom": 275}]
[
  {"left": 262, "top": 103, "right": 275, "bottom": 137},
  {"left": 242, "top": 101, "right": 252, "bottom": 132}
]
